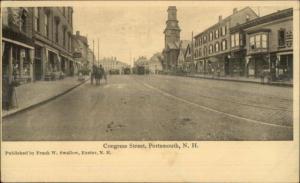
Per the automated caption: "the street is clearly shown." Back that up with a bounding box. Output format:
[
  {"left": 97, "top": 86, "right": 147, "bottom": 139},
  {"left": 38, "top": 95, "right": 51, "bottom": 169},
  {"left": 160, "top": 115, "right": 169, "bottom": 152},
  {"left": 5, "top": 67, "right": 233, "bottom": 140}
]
[{"left": 2, "top": 75, "right": 293, "bottom": 141}]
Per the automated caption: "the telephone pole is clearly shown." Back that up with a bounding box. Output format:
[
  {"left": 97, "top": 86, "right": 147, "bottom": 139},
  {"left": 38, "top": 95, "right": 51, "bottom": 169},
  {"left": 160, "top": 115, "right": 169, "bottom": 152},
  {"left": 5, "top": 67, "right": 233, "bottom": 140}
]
[
  {"left": 93, "top": 39, "right": 95, "bottom": 66},
  {"left": 98, "top": 38, "right": 100, "bottom": 66}
]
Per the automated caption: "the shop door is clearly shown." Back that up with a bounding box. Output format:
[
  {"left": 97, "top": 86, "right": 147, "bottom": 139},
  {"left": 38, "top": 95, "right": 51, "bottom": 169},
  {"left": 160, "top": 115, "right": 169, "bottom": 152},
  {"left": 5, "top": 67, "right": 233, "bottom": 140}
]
[
  {"left": 224, "top": 57, "right": 230, "bottom": 75},
  {"left": 287, "top": 54, "right": 293, "bottom": 79},
  {"left": 34, "top": 59, "right": 42, "bottom": 80}
]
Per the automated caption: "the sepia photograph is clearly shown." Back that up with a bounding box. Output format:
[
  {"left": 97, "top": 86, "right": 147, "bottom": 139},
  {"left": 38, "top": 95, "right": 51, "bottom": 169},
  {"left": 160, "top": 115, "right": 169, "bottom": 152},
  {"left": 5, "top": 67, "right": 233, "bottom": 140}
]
[
  {"left": 1, "top": 3, "right": 295, "bottom": 141},
  {"left": 1, "top": 1, "right": 299, "bottom": 182}
]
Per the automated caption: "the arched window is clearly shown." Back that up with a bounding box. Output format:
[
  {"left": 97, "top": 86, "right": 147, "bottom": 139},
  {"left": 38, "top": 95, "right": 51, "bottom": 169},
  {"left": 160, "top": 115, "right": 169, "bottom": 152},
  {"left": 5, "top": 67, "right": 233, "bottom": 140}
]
[
  {"left": 209, "top": 32, "right": 213, "bottom": 41},
  {"left": 215, "top": 29, "right": 219, "bottom": 39},
  {"left": 221, "top": 39, "right": 227, "bottom": 51},
  {"left": 209, "top": 45, "right": 213, "bottom": 54},
  {"left": 215, "top": 42, "right": 219, "bottom": 52}
]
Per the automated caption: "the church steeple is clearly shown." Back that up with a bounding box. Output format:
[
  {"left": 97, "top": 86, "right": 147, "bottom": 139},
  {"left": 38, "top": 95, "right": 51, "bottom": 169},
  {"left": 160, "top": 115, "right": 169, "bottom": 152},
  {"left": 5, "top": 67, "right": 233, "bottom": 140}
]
[{"left": 164, "top": 6, "right": 181, "bottom": 48}]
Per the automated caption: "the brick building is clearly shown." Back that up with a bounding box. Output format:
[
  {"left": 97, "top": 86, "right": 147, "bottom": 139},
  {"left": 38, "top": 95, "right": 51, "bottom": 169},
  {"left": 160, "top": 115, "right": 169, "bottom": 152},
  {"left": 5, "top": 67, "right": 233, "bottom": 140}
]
[
  {"left": 33, "top": 7, "right": 75, "bottom": 80},
  {"left": 230, "top": 8, "right": 293, "bottom": 80},
  {"left": 193, "top": 7, "right": 258, "bottom": 76}
]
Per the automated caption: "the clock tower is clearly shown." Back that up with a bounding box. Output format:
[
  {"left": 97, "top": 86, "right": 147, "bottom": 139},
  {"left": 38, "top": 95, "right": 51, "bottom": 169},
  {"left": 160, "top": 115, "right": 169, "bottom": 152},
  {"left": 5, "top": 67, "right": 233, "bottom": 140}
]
[{"left": 164, "top": 6, "right": 181, "bottom": 48}]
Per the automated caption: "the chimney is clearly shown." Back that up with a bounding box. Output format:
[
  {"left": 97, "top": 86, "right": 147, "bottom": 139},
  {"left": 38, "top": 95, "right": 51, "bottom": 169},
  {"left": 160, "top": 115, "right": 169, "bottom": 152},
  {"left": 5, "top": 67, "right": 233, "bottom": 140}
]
[
  {"left": 233, "top": 8, "right": 238, "bottom": 14},
  {"left": 76, "top": 31, "right": 80, "bottom": 36},
  {"left": 219, "top": 15, "right": 222, "bottom": 22}
]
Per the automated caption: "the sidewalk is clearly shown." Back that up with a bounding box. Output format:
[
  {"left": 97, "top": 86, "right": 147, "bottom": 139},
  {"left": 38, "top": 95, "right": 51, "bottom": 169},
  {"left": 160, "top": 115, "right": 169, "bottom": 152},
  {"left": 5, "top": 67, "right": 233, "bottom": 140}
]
[
  {"left": 185, "top": 73, "right": 293, "bottom": 87},
  {"left": 2, "top": 76, "right": 88, "bottom": 118}
]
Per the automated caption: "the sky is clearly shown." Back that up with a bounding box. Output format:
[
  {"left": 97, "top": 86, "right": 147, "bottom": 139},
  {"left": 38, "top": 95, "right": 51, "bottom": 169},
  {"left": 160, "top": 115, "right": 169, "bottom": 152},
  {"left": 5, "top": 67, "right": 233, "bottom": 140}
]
[{"left": 73, "top": 3, "right": 293, "bottom": 65}]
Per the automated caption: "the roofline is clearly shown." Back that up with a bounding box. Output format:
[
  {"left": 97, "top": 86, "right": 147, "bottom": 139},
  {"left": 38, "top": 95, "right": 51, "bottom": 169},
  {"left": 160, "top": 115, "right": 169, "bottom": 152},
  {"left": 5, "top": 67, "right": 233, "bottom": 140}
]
[
  {"left": 230, "top": 8, "right": 293, "bottom": 33},
  {"left": 194, "top": 7, "right": 257, "bottom": 38}
]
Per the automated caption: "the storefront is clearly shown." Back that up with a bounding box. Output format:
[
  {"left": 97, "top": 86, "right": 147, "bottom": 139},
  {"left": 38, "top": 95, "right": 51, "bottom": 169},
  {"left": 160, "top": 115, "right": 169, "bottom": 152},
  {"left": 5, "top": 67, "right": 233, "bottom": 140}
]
[
  {"left": 246, "top": 53, "right": 269, "bottom": 78},
  {"left": 2, "top": 38, "right": 34, "bottom": 84}
]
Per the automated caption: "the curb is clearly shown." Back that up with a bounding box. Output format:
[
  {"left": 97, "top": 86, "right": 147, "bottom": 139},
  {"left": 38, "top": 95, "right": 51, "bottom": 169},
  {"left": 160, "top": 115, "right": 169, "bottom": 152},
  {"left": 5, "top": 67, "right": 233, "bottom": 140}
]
[
  {"left": 2, "top": 78, "right": 89, "bottom": 119},
  {"left": 184, "top": 75, "right": 293, "bottom": 87}
]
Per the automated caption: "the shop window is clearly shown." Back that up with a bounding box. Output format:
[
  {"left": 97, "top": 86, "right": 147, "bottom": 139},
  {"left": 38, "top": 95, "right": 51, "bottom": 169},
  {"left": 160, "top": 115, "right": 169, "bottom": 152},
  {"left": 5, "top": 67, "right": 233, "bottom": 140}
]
[{"left": 278, "top": 29, "right": 285, "bottom": 47}]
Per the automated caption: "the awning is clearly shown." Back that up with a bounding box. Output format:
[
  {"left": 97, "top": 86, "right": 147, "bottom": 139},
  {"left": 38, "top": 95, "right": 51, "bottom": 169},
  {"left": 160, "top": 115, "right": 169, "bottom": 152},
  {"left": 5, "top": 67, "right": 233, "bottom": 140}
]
[{"left": 2, "top": 37, "right": 34, "bottom": 49}]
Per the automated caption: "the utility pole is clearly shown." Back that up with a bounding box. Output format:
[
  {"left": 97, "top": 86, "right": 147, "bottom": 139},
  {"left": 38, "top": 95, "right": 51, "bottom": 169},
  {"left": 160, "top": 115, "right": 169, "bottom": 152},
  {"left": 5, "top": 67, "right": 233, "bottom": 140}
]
[
  {"left": 97, "top": 38, "right": 100, "bottom": 66},
  {"left": 93, "top": 39, "right": 95, "bottom": 66}
]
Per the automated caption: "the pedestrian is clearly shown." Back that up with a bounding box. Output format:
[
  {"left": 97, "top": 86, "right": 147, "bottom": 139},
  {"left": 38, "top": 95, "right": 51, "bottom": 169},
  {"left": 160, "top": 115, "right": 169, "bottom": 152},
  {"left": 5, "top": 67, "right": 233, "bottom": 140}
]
[
  {"left": 95, "top": 66, "right": 103, "bottom": 85},
  {"left": 100, "top": 65, "right": 107, "bottom": 84}
]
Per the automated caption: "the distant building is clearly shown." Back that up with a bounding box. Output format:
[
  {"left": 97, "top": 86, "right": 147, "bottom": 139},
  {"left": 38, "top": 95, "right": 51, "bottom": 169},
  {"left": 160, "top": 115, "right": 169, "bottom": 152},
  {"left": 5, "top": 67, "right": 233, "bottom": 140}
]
[
  {"left": 99, "top": 57, "right": 130, "bottom": 74},
  {"left": 177, "top": 40, "right": 191, "bottom": 69},
  {"left": 230, "top": 8, "right": 293, "bottom": 80},
  {"left": 72, "top": 31, "right": 89, "bottom": 70},
  {"left": 149, "top": 53, "right": 163, "bottom": 74},
  {"left": 162, "top": 6, "right": 181, "bottom": 70},
  {"left": 87, "top": 48, "right": 95, "bottom": 69},
  {"left": 193, "top": 7, "right": 258, "bottom": 75},
  {"left": 183, "top": 42, "right": 193, "bottom": 72}
]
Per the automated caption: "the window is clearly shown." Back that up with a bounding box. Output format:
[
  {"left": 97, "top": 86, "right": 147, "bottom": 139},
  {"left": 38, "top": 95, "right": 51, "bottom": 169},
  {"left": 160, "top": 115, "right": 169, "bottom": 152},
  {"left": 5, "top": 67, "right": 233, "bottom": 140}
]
[
  {"left": 20, "top": 12, "right": 27, "bottom": 32},
  {"left": 204, "top": 47, "right": 207, "bottom": 56},
  {"left": 199, "top": 49, "right": 202, "bottom": 57},
  {"left": 278, "top": 29, "right": 285, "bottom": 47},
  {"left": 209, "top": 32, "right": 213, "bottom": 41},
  {"left": 215, "top": 42, "right": 219, "bottom": 52},
  {"left": 250, "top": 34, "right": 268, "bottom": 49},
  {"left": 55, "top": 20, "right": 59, "bottom": 43},
  {"left": 231, "top": 33, "right": 240, "bottom": 47},
  {"left": 221, "top": 26, "right": 227, "bottom": 36},
  {"left": 209, "top": 45, "right": 213, "bottom": 54},
  {"left": 221, "top": 40, "right": 227, "bottom": 51},
  {"left": 235, "top": 33, "right": 239, "bottom": 47},
  {"left": 255, "top": 34, "right": 261, "bottom": 48},
  {"left": 203, "top": 35, "right": 207, "bottom": 43},
  {"left": 45, "top": 14, "right": 49, "bottom": 37},
  {"left": 231, "top": 34, "right": 235, "bottom": 47},
  {"left": 63, "top": 28, "right": 66, "bottom": 47},
  {"left": 34, "top": 8, "right": 40, "bottom": 32},
  {"left": 215, "top": 29, "right": 219, "bottom": 39},
  {"left": 262, "top": 34, "right": 267, "bottom": 48},
  {"left": 250, "top": 36, "right": 255, "bottom": 48},
  {"left": 69, "top": 34, "right": 72, "bottom": 51}
]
